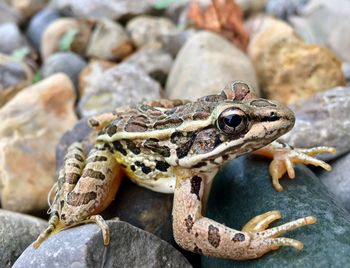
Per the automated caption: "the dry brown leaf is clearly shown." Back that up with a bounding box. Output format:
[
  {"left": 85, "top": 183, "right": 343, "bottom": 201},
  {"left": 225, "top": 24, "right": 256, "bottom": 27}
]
[{"left": 188, "top": 0, "right": 249, "bottom": 50}]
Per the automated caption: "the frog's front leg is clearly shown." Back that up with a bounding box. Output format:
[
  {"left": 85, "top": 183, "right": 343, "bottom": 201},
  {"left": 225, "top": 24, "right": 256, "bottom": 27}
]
[
  {"left": 172, "top": 169, "right": 315, "bottom": 260},
  {"left": 254, "top": 140, "right": 336, "bottom": 191}
]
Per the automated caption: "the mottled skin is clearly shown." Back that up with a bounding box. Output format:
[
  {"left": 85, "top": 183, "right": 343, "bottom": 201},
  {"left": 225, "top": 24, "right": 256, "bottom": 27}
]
[{"left": 34, "top": 81, "right": 334, "bottom": 260}]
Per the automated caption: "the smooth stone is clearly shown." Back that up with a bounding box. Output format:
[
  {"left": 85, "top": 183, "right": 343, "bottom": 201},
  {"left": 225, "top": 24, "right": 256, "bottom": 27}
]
[
  {"left": 49, "top": 0, "right": 156, "bottom": 20},
  {"left": 78, "top": 63, "right": 161, "bottom": 118},
  {"left": 0, "top": 54, "right": 33, "bottom": 107},
  {"left": 247, "top": 16, "right": 345, "bottom": 105},
  {"left": 165, "top": 31, "right": 260, "bottom": 100},
  {"left": 0, "top": 209, "right": 47, "bottom": 268},
  {"left": 41, "top": 18, "right": 93, "bottom": 60},
  {"left": 0, "top": 74, "right": 77, "bottom": 213},
  {"left": 14, "top": 220, "right": 192, "bottom": 268},
  {"left": 283, "top": 86, "right": 350, "bottom": 160},
  {"left": 0, "top": 23, "right": 31, "bottom": 55},
  {"left": 11, "top": 0, "right": 48, "bottom": 19},
  {"left": 343, "top": 63, "right": 350, "bottom": 83},
  {"left": 202, "top": 156, "right": 350, "bottom": 267},
  {"left": 0, "top": 1, "right": 23, "bottom": 24},
  {"left": 122, "top": 48, "right": 173, "bottom": 85},
  {"left": 126, "top": 15, "right": 177, "bottom": 49},
  {"left": 86, "top": 19, "right": 133, "bottom": 61},
  {"left": 159, "top": 29, "right": 196, "bottom": 57},
  {"left": 266, "top": 0, "right": 308, "bottom": 19},
  {"left": 26, "top": 8, "right": 61, "bottom": 51},
  {"left": 41, "top": 51, "right": 87, "bottom": 92}
]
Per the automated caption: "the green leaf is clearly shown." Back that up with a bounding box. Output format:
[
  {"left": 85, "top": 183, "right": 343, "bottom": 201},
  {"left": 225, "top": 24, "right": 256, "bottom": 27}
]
[
  {"left": 59, "top": 28, "right": 79, "bottom": 52},
  {"left": 33, "top": 71, "right": 42, "bottom": 83},
  {"left": 153, "top": 0, "right": 180, "bottom": 9},
  {"left": 11, "top": 47, "right": 30, "bottom": 61}
]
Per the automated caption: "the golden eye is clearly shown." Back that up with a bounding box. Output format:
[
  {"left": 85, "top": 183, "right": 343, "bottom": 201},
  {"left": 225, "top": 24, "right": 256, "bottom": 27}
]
[{"left": 216, "top": 108, "right": 249, "bottom": 135}]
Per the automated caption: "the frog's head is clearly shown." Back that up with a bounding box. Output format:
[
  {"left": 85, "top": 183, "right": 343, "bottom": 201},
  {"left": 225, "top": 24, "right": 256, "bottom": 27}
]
[{"left": 178, "top": 82, "right": 295, "bottom": 168}]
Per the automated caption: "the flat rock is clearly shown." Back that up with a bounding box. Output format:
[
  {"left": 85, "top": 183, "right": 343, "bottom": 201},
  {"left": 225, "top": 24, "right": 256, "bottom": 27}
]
[
  {"left": 0, "top": 23, "right": 31, "bottom": 55},
  {"left": 122, "top": 48, "right": 173, "bottom": 85},
  {"left": 202, "top": 156, "right": 350, "bottom": 267},
  {"left": 283, "top": 86, "right": 350, "bottom": 160},
  {"left": 0, "top": 209, "right": 47, "bottom": 268},
  {"left": 86, "top": 19, "right": 133, "bottom": 61},
  {"left": 0, "top": 73, "right": 77, "bottom": 213},
  {"left": 165, "top": 31, "right": 260, "bottom": 100},
  {"left": 247, "top": 16, "right": 345, "bottom": 105},
  {"left": 78, "top": 63, "right": 161, "bottom": 118},
  {"left": 14, "top": 220, "right": 192, "bottom": 268}
]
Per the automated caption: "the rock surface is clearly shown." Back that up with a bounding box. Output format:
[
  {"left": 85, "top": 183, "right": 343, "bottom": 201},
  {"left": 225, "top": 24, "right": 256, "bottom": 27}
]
[
  {"left": 166, "top": 31, "right": 260, "bottom": 100},
  {"left": 0, "top": 1, "right": 23, "bottom": 24},
  {"left": 13, "top": 220, "right": 192, "bottom": 268},
  {"left": 86, "top": 19, "right": 133, "bottom": 61},
  {"left": 78, "top": 63, "right": 161, "bottom": 118},
  {"left": 11, "top": 0, "right": 48, "bottom": 19},
  {"left": 0, "top": 74, "right": 77, "bottom": 213},
  {"left": 248, "top": 16, "right": 345, "bottom": 104},
  {"left": 202, "top": 156, "right": 350, "bottom": 267},
  {"left": 0, "top": 23, "right": 30, "bottom": 55},
  {"left": 0, "top": 209, "right": 47, "bottom": 268},
  {"left": 283, "top": 86, "right": 350, "bottom": 160}
]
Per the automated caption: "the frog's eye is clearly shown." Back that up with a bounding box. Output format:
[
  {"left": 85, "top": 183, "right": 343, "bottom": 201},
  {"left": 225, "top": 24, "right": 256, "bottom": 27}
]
[{"left": 216, "top": 108, "right": 249, "bottom": 135}]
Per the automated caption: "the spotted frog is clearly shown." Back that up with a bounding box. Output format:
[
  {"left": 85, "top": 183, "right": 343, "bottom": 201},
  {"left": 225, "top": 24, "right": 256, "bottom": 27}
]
[{"left": 34, "top": 81, "right": 334, "bottom": 260}]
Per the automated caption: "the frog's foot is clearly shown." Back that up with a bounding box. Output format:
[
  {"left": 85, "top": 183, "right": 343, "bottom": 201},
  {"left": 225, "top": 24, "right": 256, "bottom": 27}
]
[{"left": 83, "top": 215, "right": 110, "bottom": 246}]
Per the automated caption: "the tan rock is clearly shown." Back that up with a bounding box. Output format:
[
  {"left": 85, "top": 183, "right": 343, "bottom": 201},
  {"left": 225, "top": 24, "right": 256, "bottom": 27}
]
[
  {"left": 41, "top": 18, "right": 93, "bottom": 60},
  {"left": 10, "top": 0, "right": 48, "bottom": 19},
  {"left": 0, "top": 73, "right": 77, "bottom": 213},
  {"left": 248, "top": 16, "right": 346, "bottom": 104}
]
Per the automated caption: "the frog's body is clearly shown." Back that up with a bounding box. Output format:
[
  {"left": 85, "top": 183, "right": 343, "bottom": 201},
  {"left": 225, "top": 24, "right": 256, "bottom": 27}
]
[{"left": 34, "top": 81, "right": 334, "bottom": 260}]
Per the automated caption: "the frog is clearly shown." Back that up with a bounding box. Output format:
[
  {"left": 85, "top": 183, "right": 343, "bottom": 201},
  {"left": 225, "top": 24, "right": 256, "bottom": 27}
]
[{"left": 33, "top": 81, "right": 335, "bottom": 260}]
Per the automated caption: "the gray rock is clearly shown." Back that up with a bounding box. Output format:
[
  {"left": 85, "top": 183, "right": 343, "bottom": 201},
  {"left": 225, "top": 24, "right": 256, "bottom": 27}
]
[
  {"left": 78, "top": 63, "right": 161, "bottom": 118},
  {"left": 165, "top": 31, "right": 260, "bottom": 100},
  {"left": 159, "top": 29, "right": 196, "bottom": 57},
  {"left": 14, "top": 220, "right": 192, "bottom": 268},
  {"left": 0, "top": 209, "right": 47, "bottom": 268},
  {"left": 122, "top": 48, "right": 173, "bottom": 85},
  {"left": 343, "top": 63, "right": 350, "bottom": 83},
  {"left": 202, "top": 156, "right": 350, "bottom": 267},
  {"left": 0, "top": 1, "right": 23, "bottom": 24},
  {"left": 0, "top": 23, "right": 30, "bottom": 55},
  {"left": 49, "top": 0, "right": 155, "bottom": 20},
  {"left": 26, "top": 8, "right": 61, "bottom": 51},
  {"left": 283, "top": 86, "right": 350, "bottom": 160},
  {"left": 86, "top": 19, "right": 133, "bottom": 61},
  {"left": 318, "top": 152, "right": 350, "bottom": 212},
  {"left": 41, "top": 52, "right": 87, "bottom": 91},
  {"left": 126, "top": 15, "right": 177, "bottom": 49},
  {"left": 266, "top": 0, "right": 309, "bottom": 20}
]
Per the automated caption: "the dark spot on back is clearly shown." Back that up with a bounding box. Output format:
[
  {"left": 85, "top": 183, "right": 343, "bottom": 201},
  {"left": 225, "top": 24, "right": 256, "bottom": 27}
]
[
  {"left": 67, "top": 191, "right": 97, "bottom": 206},
  {"left": 130, "top": 165, "right": 136, "bottom": 171},
  {"left": 176, "top": 132, "right": 197, "bottom": 159},
  {"left": 190, "top": 176, "right": 202, "bottom": 200},
  {"left": 250, "top": 99, "right": 276, "bottom": 107},
  {"left": 184, "top": 215, "right": 194, "bottom": 233},
  {"left": 141, "top": 164, "right": 152, "bottom": 174},
  {"left": 208, "top": 225, "right": 221, "bottom": 248},
  {"left": 193, "top": 112, "right": 210, "bottom": 120},
  {"left": 113, "top": 141, "right": 127, "bottom": 156},
  {"left": 153, "top": 116, "right": 183, "bottom": 130},
  {"left": 232, "top": 233, "right": 245, "bottom": 242},
  {"left": 193, "top": 161, "right": 207, "bottom": 168},
  {"left": 125, "top": 140, "right": 141, "bottom": 155},
  {"left": 82, "top": 168, "right": 106, "bottom": 180},
  {"left": 125, "top": 115, "right": 149, "bottom": 132},
  {"left": 155, "top": 160, "right": 170, "bottom": 172},
  {"left": 66, "top": 172, "right": 80, "bottom": 184},
  {"left": 88, "top": 155, "right": 108, "bottom": 163},
  {"left": 74, "top": 154, "right": 84, "bottom": 162},
  {"left": 106, "top": 124, "right": 118, "bottom": 137},
  {"left": 144, "top": 138, "right": 171, "bottom": 157}
]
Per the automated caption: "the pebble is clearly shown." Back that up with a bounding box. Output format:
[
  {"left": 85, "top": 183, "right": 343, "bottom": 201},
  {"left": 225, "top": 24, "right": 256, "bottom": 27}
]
[
  {"left": 41, "top": 51, "right": 87, "bottom": 93},
  {"left": 126, "top": 15, "right": 177, "bottom": 49},
  {"left": 11, "top": 0, "right": 48, "bottom": 19},
  {"left": 26, "top": 8, "right": 61, "bottom": 52},
  {"left": 159, "top": 29, "right": 196, "bottom": 57},
  {"left": 165, "top": 31, "right": 260, "bottom": 100},
  {"left": 0, "top": 23, "right": 31, "bottom": 55},
  {"left": 202, "top": 156, "right": 350, "bottom": 267},
  {"left": 247, "top": 16, "right": 345, "bottom": 104},
  {"left": 0, "top": 209, "right": 47, "bottom": 268},
  {"left": 78, "top": 63, "right": 161, "bottom": 118},
  {"left": 0, "top": 1, "right": 23, "bottom": 25},
  {"left": 122, "top": 48, "right": 173, "bottom": 86},
  {"left": 86, "top": 19, "right": 133, "bottom": 61},
  {"left": 13, "top": 220, "right": 192, "bottom": 268},
  {"left": 41, "top": 18, "right": 93, "bottom": 60},
  {"left": 283, "top": 86, "right": 350, "bottom": 161},
  {"left": 266, "top": 0, "right": 308, "bottom": 19},
  {"left": 0, "top": 74, "right": 77, "bottom": 213},
  {"left": 0, "top": 54, "right": 34, "bottom": 107}
]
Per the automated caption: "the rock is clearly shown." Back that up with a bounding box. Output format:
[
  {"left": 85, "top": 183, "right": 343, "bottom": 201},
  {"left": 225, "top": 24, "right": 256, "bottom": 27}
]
[
  {"left": 41, "top": 51, "right": 87, "bottom": 92},
  {"left": 236, "top": 0, "right": 269, "bottom": 14},
  {"left": 122, "top": 48, "right": 173, "bottom": 85},
  {"left": 283, "top": 86, "right": 350, "bottom": 161},
  {"left": 0, "top": 1, "right": 23, "bottom": 25},
  {"left": 0, "top": 74, "right": 77, "bottom": 213},
  {"left": 159, "top": 29, "right": 196, "bottom": 57},
  {"left": 202, "top": 156, "right": 350, "bottom": 267},
  {"left": 26, "top": 8, "right": 61, "bottom": 52},
  {"left": 49, "top": 0, "right": 156, "bottom": 20},
  {"left": 14, "top": 220, "right": 192, "bottom": 268},
  {"left": 79, "top": 59, "right": 115, "bottom": 97},
  {"left": 247, "top": 16, "right": 345, "bottom": 105},
  {"left": 41, "top": 18, "right": 93, "bottom": 60},
  {"left": 126, "top": 15, "right": 177, "bottom": 49},
  {"left": 165, "top": 31, "right": 260, "bottom": 100},
  {"left": 78, "top": 63, "right": 161, "bottom": 118},
  {"left": 86, "top": 19, "right": 133, "bottom": 61},
  {"left": 11, "top": 0, "right": 48, "bottom": 19},
  {"left": 343, "top": 63, "right": 350, "bottom": 83},
  {"left": 266, "top": 0, "right": 308, "bottom": 19},
  {"left": 0, "top": 54, "right": 34, "bottom": 107},
  {"left": 0, "top": 209, "right": 47, "bottom": 268},
  {"left": 0, "top": 23, "right": 31, "bottom": 55}
]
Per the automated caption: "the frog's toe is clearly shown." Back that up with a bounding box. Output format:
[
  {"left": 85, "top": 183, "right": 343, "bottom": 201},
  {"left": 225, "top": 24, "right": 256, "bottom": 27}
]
[{"left": 242, "top": 210, "right": 282, "bottom": 232}]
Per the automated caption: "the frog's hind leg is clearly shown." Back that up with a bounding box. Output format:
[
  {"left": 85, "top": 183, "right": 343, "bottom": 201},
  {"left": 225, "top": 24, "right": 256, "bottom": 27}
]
[{"left": 172, "top": 169, "right": 316, "bottom": 260}]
